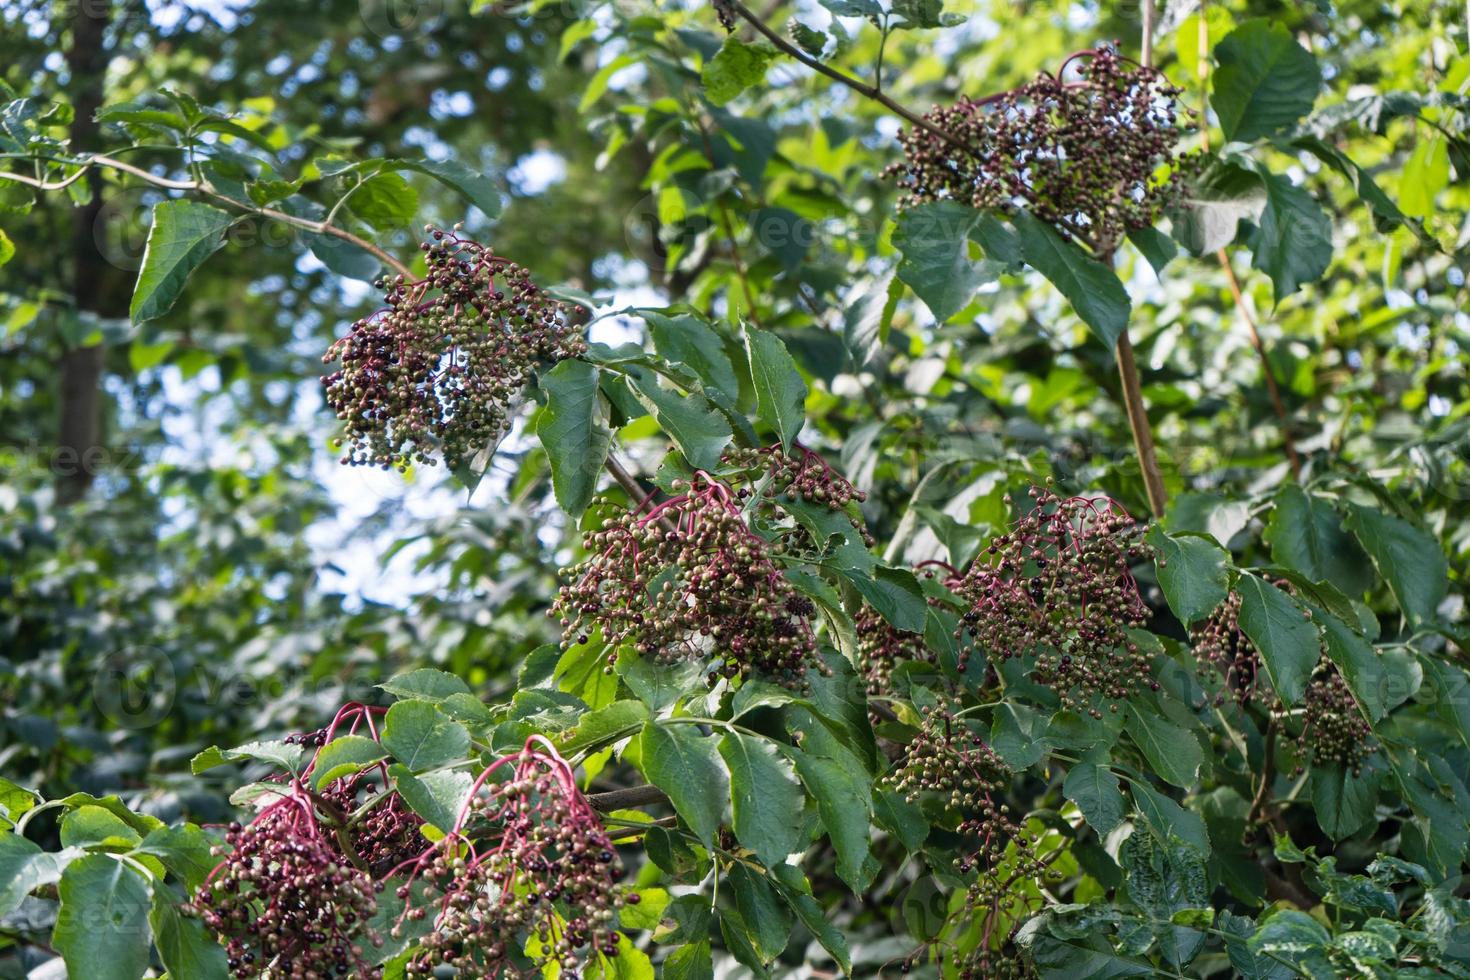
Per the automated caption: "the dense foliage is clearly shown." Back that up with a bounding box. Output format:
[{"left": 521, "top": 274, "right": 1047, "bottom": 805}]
[{"left": 2, "top": 0, "right": 1469, "bottom": 977}]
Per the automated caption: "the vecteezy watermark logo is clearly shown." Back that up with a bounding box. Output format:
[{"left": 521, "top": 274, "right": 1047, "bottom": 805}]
[
  {"left": 359, "top": 0, "right": 451, "bottom": 37},
  {"left": 93, "top": 186, "right": 157, "bottom": 273},
  {"left": 92, "top": 646, "right": 177, "bottom": 730}
]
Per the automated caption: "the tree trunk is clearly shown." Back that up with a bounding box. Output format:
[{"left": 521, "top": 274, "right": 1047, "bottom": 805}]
[{"left": 56, "top": 1, "right": 110, "bottom": 506}]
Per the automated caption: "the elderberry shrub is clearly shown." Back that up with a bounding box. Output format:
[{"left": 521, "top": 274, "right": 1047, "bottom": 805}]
[
  {"left": 1192, "top": 590, "right": 1264, "bottom": 706},
  {"left": 321, "top": 226, "right": 585, "bottom": 471},
  {"left": 551, "top": 473, "right": 823, "bottom": 688},
  {"left": 951, "top": 486, "right": 1153, "bottom": 716},
  {"left": 884, "top": 705, "right": 1049, "bottom": 915},
  {"left": 190, "top": 799, "right": 382, "bottom": 979},
  {"left": 397, "top": 741, "right": 630, "bottom": 978},
  {"left": 887, "top": 47, "right": 1192, "bottom": 253},
  {"left": 1289, "top": 663, "right": 1377, "bottom": 776}
]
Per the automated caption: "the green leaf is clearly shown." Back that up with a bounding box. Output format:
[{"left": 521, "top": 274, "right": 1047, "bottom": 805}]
[
  {"left": 151, "top": 888, "right": 229, "bottom": 980},
  {"left": 135, "top": 826, "right": 216, "bottom": 892},
  {"left": 891, "top": 201, "right": 1007, "bottom": 321},
  {"left": 1311, "top": 763, "right": 1380, "bottom": 840},
  {"left": 394, "top": 158, "right": 502, "bottom": 219},
  {"left": 60, "top": 805, "right": 142, "bottom": 849},
  {"left": 390, "top": 765, "right": 473, "bottom": 834},
  {"left": 990, "top": 702, "right": 1046, "bottom": 770},
  {"left": 1310, "top": 605, "right": 1388, "bottom": 722},
  {"left": 52, "top": 854, "right": 152, "bottom": 980},
  {"left": 663, "top": 942, "right": 714, "bottom": 980},
  {"left": 1245, "top": 165, "right": 1333, "bottom": 302},
  {"left": 727, "top": 863, "right": 793, "bottom": 962},
  {"left": 846, "top": 565, "right": 927, "bottom": 633},
  {"left": 1128, "top": 225, "right": 1177, "bottom": 274},
  {"left": 1120, "top": 831, "right": 1209, "bottom": 967},
  {"left": 785, "top": 742, "right": 874, "bottom": 892},
  {"left": 702, "top": 38, "right": 774, "bottom": 107},
  {"left": 347, "top": 171, "right": 417, "bottom": 231},
  {"left": 641, "top": 311, "right": 740, "bottom": 397},
  {"left": 1235, "top": 573, "right": 1319, "bottom": 705},
  {"left": 789, "top": 22, "right": 827, "bottom": 56},
  {"left": 559, "top": 699, "right": 649, "bottom": 756},
  {"left": 310, "top": 735, "right": 389, "bottom": 789},
  {"left": 1013, "top": 211, "right": 1131, "bottom": 350},
  {"left": 0, "top": 228, "right": 13, "bottom": 267},
  {"left": 770, "top": 864, "right": 851, "bottom": 972},
  {"left": 378, "top": 668, "right": 473, "bottom": 702},
  {"left": 1293, "top": 136, "right": 1421, "bottom": 237},
  {"left": 538, "top": 359, "right": 613, "bottom": 518},
  {"left": 638, "top": 722, "right": 728, "bottom": 847},
  {"left": 130, "top": 201, "right": 235, "bottom": 322},
  {"left": 719, "top": 732, "right": 805, "bottom": 866},
  {"left": 1131, "top": 780, "right": 1211, "bottom": 856},
  {"left": 1343, "top": 503, "right": 1448, "bottom": 627},
  {"left": 1211, "top": 19, "right": 1321, "bottom": 142},
  {"left": 744, "top": 327, "right": 807, "bottom": 449},
  {"left": 1125, "top": 704, "right": 1203, "bottom": 789},
  {"left": 190, "top": 740, "right": 306, "bottom": 775},
  {"left": 892, "top": 0, "right": 963, "bottom": 29},
  {"left": 1262, "top": 486, "right": 1373, "bottom": 597},
  {"left": 0, "top": 834, "right": 80, "bottom": 918},
  {"left": 381, "top": 700, "right": 471, "bottom": 771},
  {"left": 1145, "top": 527, "right": 1230, "bottom": 625},
  {"left": 627, "top": 373, "right": 732, "bottom": 471},
  {"left": 1169, "top": 160, "right": 1266, "bottom": 254},
  {"left": 1064, "top": 762, "right": 1126, "bottom": 834}
]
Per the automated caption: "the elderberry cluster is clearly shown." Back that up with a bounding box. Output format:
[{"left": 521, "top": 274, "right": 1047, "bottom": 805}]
[
  {"left": 958, "top": 943, "right": 1038, "bottom": 980},
  {"left": 1291, "top": 664, "right": 1377, "bottom": 776},
  {"left": 857, "top": 605, "right": 934, "bottom": 695},
  {"left": 551, "top": 475, "right": 822, "bottom": 687},
  {"left": 1192, "top": 591, "right": 1263, "bottom": 706},
  {"left": 398, "top": 746, "right": 630, "bottom": 978},
  {"left": 322, "top": 226, "right": 585, "bottom": 471},
  {"left": 319, "top": 776, "right": 426, "bottom": 879},
  {"left": 886, "top": 47, "right": 1192, "bottom": 253},
  {"left": 723, "top": 444, "right": 867, "bottom": 510},
  {"left": 722, "top": 443, "right": 874, "bottom": 552},
  {"left": 884, "top": 705, "right": 1048, "bottom": 911},
  {"left": 952, "top": 486, "right": 1153, "bottom": 716},
  {"left": 190, "top": 806, "right": 382, "bottom": 979}
]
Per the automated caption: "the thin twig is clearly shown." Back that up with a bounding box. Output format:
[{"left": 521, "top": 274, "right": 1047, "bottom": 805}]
[
  {"left": 1, "top": 152, "right": 412, "bottom": 278},
  {"left": 727, "top": 0, "right": 968, "bottom": 155},
  {"left": 1217, "top": 252, "right": 1302, "bottom": 477}
]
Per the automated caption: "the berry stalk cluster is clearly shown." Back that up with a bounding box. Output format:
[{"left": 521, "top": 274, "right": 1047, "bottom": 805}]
[
  {"left": 883, "top": 705, "right": 1049, "bottom": 926},
  {"left": 1192, "top": 590, "right": 1263, "bottom": 707},
  {"left": 389, "top": 735, "right": 630, "bottom": 978},
  {"left": 551, "top": 472, "right": 824, "bottom": 688},
  {"left": 886, "top": 47, "right": 1192, "bottom": 253},
  {"left": 951, "top": 486, "right": 1153, "bottom": 716},
  {"left": 322, "top": 227, "right": 585, "bottom": 471},
  {"left": 191, "top": 706, "right": 629, "bottom": 979},
  {"left": 1290, "top": 663, "right": 1377, "bottom": 777}
]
